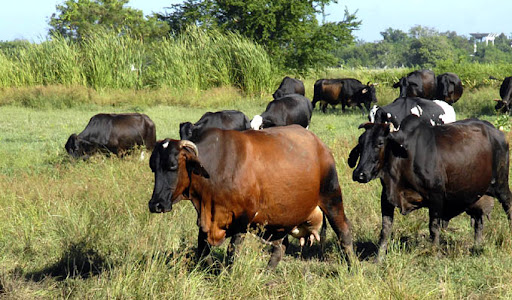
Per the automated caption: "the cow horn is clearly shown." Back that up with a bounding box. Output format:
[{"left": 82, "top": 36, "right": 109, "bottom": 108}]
[
  {"left": 180, "top": 140, "right": 199, "bottom": 157},
  {"left": 493, "top": 99, "right": 502, "bottom": 102}
]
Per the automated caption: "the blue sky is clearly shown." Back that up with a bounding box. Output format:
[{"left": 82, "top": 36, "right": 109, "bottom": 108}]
[{"left": 1, "top": 0, "right": 510, "bottom": 42}]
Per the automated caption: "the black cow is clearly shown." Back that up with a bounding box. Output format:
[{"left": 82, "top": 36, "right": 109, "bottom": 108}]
[
  {"left": 250, "top": 94, "right": 313, "bottom": 130},
  {"left": 435, "top": 72, "right": 463, "bottom": 104},
  {"left": 65, "top": 113, "right": 156, "bottom": 159},
  {"left": 273, "top": 76, "right": 305, "bottom": 99},
  {"left": 369, "top": 97, "right": 456, "bottom": 129},
  {"left": 393, "top": 69, "right": 436, "bottom": 99},
  {"left": 494, "top": 77, "right": 512, "bottom": 113},
  {"left": 180, "top": 110, "right": 250, "bottom": 142},
  {"left": 348, "top": 116, "right": 512, "bottom": 261},
  {"left": 312, "top": 79, "right": 378, "bottom": 114}
]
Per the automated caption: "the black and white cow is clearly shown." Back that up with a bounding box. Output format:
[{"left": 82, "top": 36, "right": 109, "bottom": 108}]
[
  {"left": 251, "top": 94, "right": 313, "bottom": 130},
  {"left": 65, "top": 113, "right": 156, "bottom": 159},
  {"left": 369, "top": 97, "right": 456, "bottom": 130},
  {"left": 180, "top": 110, "right": 250, "bottom": 142}
]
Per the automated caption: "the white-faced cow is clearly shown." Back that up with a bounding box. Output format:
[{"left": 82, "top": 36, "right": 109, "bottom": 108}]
[
  {"left": 65, "top": 113, "right": 156, "bottom": 159},
  {"left": 393, "top": 69, "right": 436, "bottom": 99},
  {"left": 348, "top": 116, "right": 512, "bottom": 261},
  {"left": 250, "top": 94, "right": 313, "bottom": 130},
  {"left": 148, "top": 126, "right": 353, "bottom": 269},
  {"left": 273, "top": 76, "right": 305, "bottom": 100},
  {"left": 369, "top": 97, "right": 456, "bottom": 129},
  {"left": 180, "top": 110, "right": 250, "bottom": 142},
  {"left": 435, "top": 72, "right": 463, "bottom": 104},
  {"left": 312, "top": 78, "right": 378, "bottom": 114},
  {"left": 494, "top": 76, "right": 512, "bottom": 113}
]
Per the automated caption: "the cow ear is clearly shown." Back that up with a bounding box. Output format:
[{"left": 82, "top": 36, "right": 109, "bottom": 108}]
[
  {"left": 361, "top": 88, "right": 368, "bottom": 94},
  {"left": 387, "top": 132, "right": 408, "bottom": 158},
  {"left": 358, "top": 122, "right": 374, "bottom": 130},
  {"left": 179, "top": 140, "right": 210, "bottom": 178},
  {"left": 186, "top": 156, "right": 210, "bottom": 178},
  {"left": 347, "top": 144, "right": 360, "bottom": 168}
]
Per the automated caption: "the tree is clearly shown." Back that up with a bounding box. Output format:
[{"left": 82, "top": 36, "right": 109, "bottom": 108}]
[
  {"left": 407, "top": 36, "right": 457, "bottom": 67},
  {"left": 159, "top": 0, "right": 360, "bottom": 71},
  {"left": 380, "top": 28, "right": 408, "bottom": 43},
  {"left": 49, "top": 0, "right": 170, "bottom": 41}
]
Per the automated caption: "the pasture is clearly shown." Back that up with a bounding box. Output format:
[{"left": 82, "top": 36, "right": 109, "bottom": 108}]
[{"left": 0, "top": 85, "right": 512, "bottom": 299}]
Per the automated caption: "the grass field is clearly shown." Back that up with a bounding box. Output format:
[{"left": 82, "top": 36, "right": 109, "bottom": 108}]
[{"left": 0, "top": 85, "right": 512, "bottom": 299}]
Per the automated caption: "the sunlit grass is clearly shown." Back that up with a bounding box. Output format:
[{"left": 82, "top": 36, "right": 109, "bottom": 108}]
[{"left": 0, "top": 85, "right": 511, "bottom": 298}]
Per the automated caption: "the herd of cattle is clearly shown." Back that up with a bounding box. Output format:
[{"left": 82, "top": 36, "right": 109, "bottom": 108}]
[{"left": 64, "top": 71, "right": 512, "bottom": 269}]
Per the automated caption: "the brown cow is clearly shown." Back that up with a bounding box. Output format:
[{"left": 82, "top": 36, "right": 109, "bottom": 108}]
[
  {"left": 312, "top": 78, "right": 377, "bottom": 114},
  {"left": 148, "top": 126, "right": 353, "bottom": 269},
  {"left": 435, "top": 72, "right": 463, "bottom": 104}
]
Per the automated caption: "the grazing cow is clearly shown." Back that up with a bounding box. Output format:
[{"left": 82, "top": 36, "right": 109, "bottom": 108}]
[
  {"left": 348, "top": 116, "right": 512, "bottom": 261},
  {"left": 273, "top": 76, "right": 305, "bottom": 99},
  {"left": 369, "top": 97, "right": 456, "bottom": 129},
  {"left": 393, "top": 69, "right": 436, "bottom": 99},
  {"left": 250, "top": 94, "right": 313, "bottom": 130},
  {"left": 180, "top": 110, "right": 250, "bottom": 142},
  {"left": 494, "top": 76, "right": 512, "bottom": 113},
  {"left": 148, "top": 126, "right": 353, "bottom": 269},
  {"left": 435, "top": 72, "right": 463, "bottom": 104},
  {"left": 312, "top": 79, "right": 378, "bottom": 114},
  {"left": 65, "top": 113, "right": 156, "bottom": 159}
]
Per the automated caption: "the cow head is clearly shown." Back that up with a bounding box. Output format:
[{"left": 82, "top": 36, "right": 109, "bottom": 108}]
[
  {"left": 494, "top": 99, "right": 510, "bottom": 113},
  {"left": 359, "top": 82, "right": 378, "bottom": 111},
  {"left": 65, "top": 134, "right": 94, "bottom": 158},
  {"left": 179, "top": 122, "right": 194, "bottom": 140},
  {"left": 348, "top": 122, "right": 407, "bottom": 183},
  {"left": 393, "top": 77, "right": 409, "bottom": 98},
  {"left": 148, "top": 139, "right": 209, "bottom": 213},
  {"left": 272, "top": 89, "right": 284, "bottom": 100}
]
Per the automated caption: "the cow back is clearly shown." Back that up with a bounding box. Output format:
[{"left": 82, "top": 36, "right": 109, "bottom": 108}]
[
  {"left": 435, "top": 73, "right": 463, "bottom": 104},
  {"left": 192, "top": 126, "right": 334, "bottom": 229}
]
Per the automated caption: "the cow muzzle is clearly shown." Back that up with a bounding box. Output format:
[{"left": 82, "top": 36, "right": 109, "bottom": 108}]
[
  {"left": 148, "top": 200, "right": 172, "bottom": 213},
  {"left": 353, "top": 171, "right": 371, "bottom": 183}
]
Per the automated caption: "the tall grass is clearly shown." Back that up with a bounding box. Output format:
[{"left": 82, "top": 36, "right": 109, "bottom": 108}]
[{"left": 0, "top": 26, "right": 274, "bottom": 95}]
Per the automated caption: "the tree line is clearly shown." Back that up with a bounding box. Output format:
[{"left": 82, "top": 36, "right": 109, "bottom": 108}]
[
  {"left": 337, "top": 26, "right": 512, "bottom": 68},
  {"left": 1, "top": 0, "right": 511, "bottom": 75}
]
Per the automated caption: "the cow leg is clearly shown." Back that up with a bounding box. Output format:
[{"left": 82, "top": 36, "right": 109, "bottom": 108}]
[
  {"left": 321, "top": 103, "right": 327, "bottom": 113},
  {"left": 197, "top": 229, "right": 213, "bottom": 266},
  {"left": 226, "top": 233, "right": 245, "bottom": 266},
  {"left": 357, "top": 104, "right": 366, "bottom": 116},
  {"left": 376, "top": 191, "right": 395, "bottom": 262},
  {"left": 320, "top": 196, "right": 354, "bottom": 263},
  {"left": 471, "top": 213, "right": 485, "bottom": 247},
  {"left": 428, "top": 211, "right": 442, "bottom": 247},
  {"left": 496, "top": 188, "right": 512, "bottom": 228},
  {"left": 267, "top": 238, "right": 286, "bottom": 269}
]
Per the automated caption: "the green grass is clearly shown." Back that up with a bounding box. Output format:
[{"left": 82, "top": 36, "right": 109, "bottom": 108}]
[{"left": 0, "top": 84, "right": 512, "bottom": 299}]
